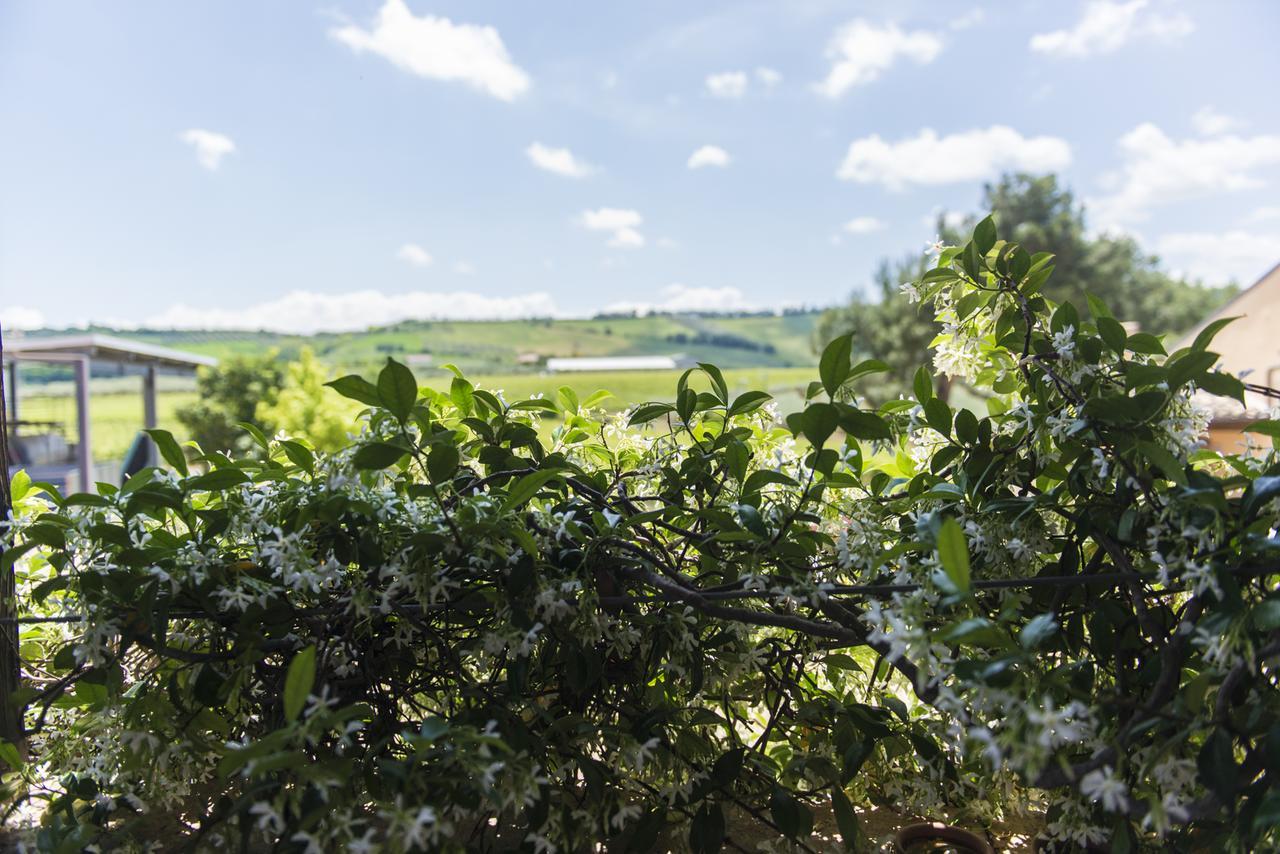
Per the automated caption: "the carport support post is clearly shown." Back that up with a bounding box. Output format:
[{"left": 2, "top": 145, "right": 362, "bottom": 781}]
[
  {"left": 0, "top": 328, "right": 24, "bottom": 754},
  {"left": 142, "top": 365, "right": 158, "bottom": 466},
  {"left": 74, "top": 357, "right": 92, "bottom": 492}
]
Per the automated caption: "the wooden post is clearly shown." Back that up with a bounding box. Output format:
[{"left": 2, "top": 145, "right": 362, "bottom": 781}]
[
  {"left": 143, "top": 364, "right": 158, "bottom": 466},
  {"left": 0, "top": 327, "right": 23, "bottom": 753},
  {"left": 74, "top": 356, "right": 92, "bottom": 492}
]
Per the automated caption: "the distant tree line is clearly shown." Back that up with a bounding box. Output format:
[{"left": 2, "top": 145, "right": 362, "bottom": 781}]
[{"left": 664, "top": 331, "right": 777, "bottom": 353}]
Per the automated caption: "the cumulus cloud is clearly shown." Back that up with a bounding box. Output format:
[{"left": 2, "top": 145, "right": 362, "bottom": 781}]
[
  {"left": 1091, "top": 122, "right": 1280, "bottom": 226},
  {"left": 687, "top": 145, "right": 731, "bottom": 169},
  {"left": 837, "top": 125, "right": 1072, "bottom": 189},
  {"left": 330, "top": 0, "right": 530, "bottom": 101},
  {"left": 755, "top": 66, "right": 782, "bottom": 87},
  {"left": 951, "top": 9, "right": 985, "bottom": 30},
  {"left": 1192, "top": 106, "right": 1244, "bottom": 136},
  {"left": 397, "top": 243, "right": 433, "bottom": 267},
  {"left": 1156, "top": 230, "right": 1280, "bottom": 285},
  {"left": 1, "top": 305, "right": 46, "bottom": 330},
  {"left": 145, "top": 289, "right": 559, "bottom": 334},
  {"left": 526, "top": 142, "right": 595, "bottom": 178},
  {"left": 1029, "top": 0, "right": 1192, "bottom": 58},
  {"left": 578, "top": 207, "right": 645, "bottom": 248},
  {"left": 705, "top": 71, "right": 748, "bottom": 98},
  {"left": 604, "top": 283, "right": 754, "bottom": 315},
  {"left": 815, "top": 20, "right": 943, "bottom": 98},
  {"left": 179, "top": 129, "right": 236, "bottom": 170},
  {"left": 843, "top": 216, "right": 885, "bottom": 235}
]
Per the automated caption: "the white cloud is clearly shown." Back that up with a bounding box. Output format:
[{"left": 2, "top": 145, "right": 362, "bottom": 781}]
[
  {"left": 755, "top": 66, "right": 782, "bottom": 87},
  {"left": 1091, "top": 122, "right": 1280, "bottom": 225},
  {"left": 687, "top": 145, "right": 731, "bottom": 169},
  {"left": 705, "top": 71, "right": 748, "bottom": 98},
  {"left": 815, "top": 20, "right": 943, "bottom": 98},
  {"left": 843, "top": 216, "right": 885, "bottom": 235},
  {"left": 578, "top": 207, "right": 645, "bottom": 248},
  {"left": 1156, "top": 230, "right": 1280, "bottom": 284},
  {"left": 452, "top": 260, "right": 476, "bottom": 275},
  {"left": 1246, "top": 206, "right": 1280, "bottom": 223},
  {"left": 1, "top": 305, "right": 46, "bottom": 330},
  {"left": 1029, "top": 0, "right": 1192, "bottom": 58},
  {"left": 1192, "top": 106, "right": 1244, "bottom": 136},
  {"left": 951, "top": 9, "right": 986, "bottom": 30},
  {"left": 145, "top": 289, "right": 559, "bottom": 334},
  {"left": 605, "top": 283, "right": 753, "bottom": 315},
  {"left": 837, "top": 125, "right": 1072, "bottom": 189},
  {"left": 179, "top": 129, "right": 236, "bottom": 170},
  {"left": 330, "top": 0, "right": 530, "bottom": 101},
  {"left": 921, "top": 208, "right": 969, "bottom": 231},
  {"left": 397, "top": 243, "right": 433, "bottom": 267},
  {"left": 526, "top": 142, "right": 595, "bottom": 178}
]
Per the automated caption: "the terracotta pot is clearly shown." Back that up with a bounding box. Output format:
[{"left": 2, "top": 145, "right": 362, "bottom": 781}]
[{"left": 893, "top": 821, "right": 995, "bottom": 854}]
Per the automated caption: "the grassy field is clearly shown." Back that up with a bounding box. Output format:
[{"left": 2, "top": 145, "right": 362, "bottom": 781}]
[
  {"left": 16, "top": 366, "right": 819, "bottom": 462},
  {"left": 20, "top": 311, "right": 822, "bottom": 376},
  {"left": 17, "top": 391, "right": 199, "bottom": 462}
]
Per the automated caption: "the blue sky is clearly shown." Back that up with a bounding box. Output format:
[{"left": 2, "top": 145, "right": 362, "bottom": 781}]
[{"left": 1, "top": 0, "right": 1278, "bottom": 333}]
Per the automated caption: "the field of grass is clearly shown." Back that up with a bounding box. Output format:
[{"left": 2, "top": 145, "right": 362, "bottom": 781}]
[
  {"left": 24, "top": 311, "right": 821, "bottom": 376},
  {"left": 15, "top": 366, "right": 820, "bottom": 463},
  {"left": 17, "top": 391, "right": 199, "bottom": 462}
]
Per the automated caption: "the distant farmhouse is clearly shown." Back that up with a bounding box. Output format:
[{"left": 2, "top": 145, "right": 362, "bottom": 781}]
[
  {"left": 1177, "top": 262, "right": 1280, "bottom": 452},
  {"left": 545, "top": 355, "right": 690, "bottom": 373}
]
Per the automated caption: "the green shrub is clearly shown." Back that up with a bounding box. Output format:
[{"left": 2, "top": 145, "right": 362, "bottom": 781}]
[{"left": 5, "top": 219, "right": 1279, "bottom": 852}]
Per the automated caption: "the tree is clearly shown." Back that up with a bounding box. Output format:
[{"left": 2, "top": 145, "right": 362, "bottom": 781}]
[
  {"left": 817, "top": 173, "right": 1236, "bottom": 401},
  {"left": 175, "top": 352, "right": 286, "bottom": 455},
  {"left": 256, "top": 347, "right": 360, "bottom": 452}
]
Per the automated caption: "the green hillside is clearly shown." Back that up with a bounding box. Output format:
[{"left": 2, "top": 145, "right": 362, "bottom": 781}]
[{"left": 35, "top": 311, "right": 821, "bottom": 376}]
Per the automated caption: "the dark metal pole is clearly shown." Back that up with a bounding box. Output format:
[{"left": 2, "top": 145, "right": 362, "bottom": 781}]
[{"left": 0, "top": 326, "right": 24, "bottom": 753}]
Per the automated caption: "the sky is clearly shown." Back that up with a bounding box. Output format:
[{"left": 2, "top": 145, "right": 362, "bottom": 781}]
[{"left": 1, "top": 0, "right": 1279, "bottom": 334}]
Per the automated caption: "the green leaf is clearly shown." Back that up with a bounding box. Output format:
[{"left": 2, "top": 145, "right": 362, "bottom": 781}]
[
  {"left": 283, "top": 645, "right": 316, "bottom": 721},
  {"left": 0, "top": 740, "right": 23, "bottom": 771},
  {"left": 1096, "top": 316, "right": 1128, "bottom": 355},
  {"left": 1167, "top": 350, "right": 1218, "bottom": 389},
  {"left": 352, "top": 441, "right": 408, "bottom": 470},
  {"left": 819, "top": 334, "right": 853, "bottom": 396},
  {"left": 972, "top": 215, "right": 997, "bottom": 255},
  {"left": 736, "top": 503, "right": 768, "bottom": 537},
  {"left": 924, "top": 398, "right": 952, "bottom": 436},
  {"left": 1245, "top": 419, "right": 1280, "bottom": 440},
  {"left": 377, "top": 358, "right": 418, "bottom": 420},
  {"left": 628, "top": 402, "right": 676, "bottom": 426},
  {"left": 185, "top": 468, "right": 251, "bottom": 491},
  {"left": 503, "top": 469, "right": 564, "bottom": 512},
  {"left": 831, "top": 788, "right": 862, "bottom": 851},
  {"left": 847, "top": 358, "right": 891, "bottom": 383},
  {"left": 1250, "top": 600, "right": 1280, "bottom": 632},
  {"left": 1197, "top": 729, "right": 1237, "bottom": 802},
  {"left": 1125, "top": 332, "right": 1166, "bottom": 355},
  {"left": 581, "top": 389, "right": 613, "bottom": 409},
  {"left": 237, "top": 420, "right": 270, "bottom": 450},
  {"left": 556, "top": 385, "right": 579, "bottom": 413},
  {"left": 698, "top": 363, "right": 729, "bottom": 404},
  {"left": 1136, "top": 440, "right": 1187, "bottom": 486},
  {"left": 913, "top": 367, "right": 933, "bottom": 403},
  {"left": 838, "top": 408, "right": 892, "bottom": 442},
  {"left": 1020, "top": 613, "right": 1058, "bottom": 650},
  {"left": 1243, "top": 476, "right": 1280, "bottom": 521},
  {"left": 427, "top": 444, "right": 460, "bottom": 484},
  {"left": 1197, "top": 371, "right": 1245, "bottom": 404},
  {"left": 727, "top": 391, "right": 772, "bottom": 417},
  {"left": 936, "top": 518, "right": 971, "bottom": 594},
  {"left": 803, "top": 402, "right": 839, "bottom": 447},
  {"left": 689, "top": 803, "right": 725, "bottom": 854},
  {"left": 770, "top": 786, "right": 813, "bottom": 840},
  {"left": 1192, "top": 316, "right": 1239, "bottom": 352},
  {"left": 325, "top": 374, "right": 383, "bottom": 408},
  {"left": 9, "top": 469, "right": 31, "bottom": 502},
  {"left": 145, "top": 429, "right": 188, "bottom": 476}
]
